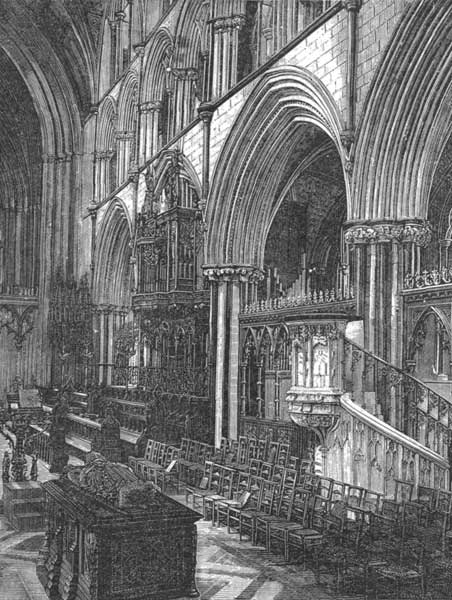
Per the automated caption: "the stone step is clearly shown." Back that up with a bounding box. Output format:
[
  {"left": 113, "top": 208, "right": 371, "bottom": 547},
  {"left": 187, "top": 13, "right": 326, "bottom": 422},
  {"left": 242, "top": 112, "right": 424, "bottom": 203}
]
[
  {"left": 4, "top": 482, "right": 43, "bottom": 499},
  {"left": 9, "top": 498, "right": 44, "bottom": 514},
  {"left": 12, "top": 512, "right": 45, "bottom": 531}
]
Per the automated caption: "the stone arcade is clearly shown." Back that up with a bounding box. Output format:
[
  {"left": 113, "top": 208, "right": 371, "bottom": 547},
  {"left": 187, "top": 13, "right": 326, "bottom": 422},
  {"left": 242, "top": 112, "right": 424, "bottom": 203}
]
[{"left": 1, "top": 1, "right": 452, "bottom": 599}]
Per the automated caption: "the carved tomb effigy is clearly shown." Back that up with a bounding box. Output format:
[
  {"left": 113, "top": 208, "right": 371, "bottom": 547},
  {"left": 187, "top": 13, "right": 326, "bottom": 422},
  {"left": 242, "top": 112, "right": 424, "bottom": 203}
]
[{"left": 38, "top": 452, "right": 201, "bottom": 600}]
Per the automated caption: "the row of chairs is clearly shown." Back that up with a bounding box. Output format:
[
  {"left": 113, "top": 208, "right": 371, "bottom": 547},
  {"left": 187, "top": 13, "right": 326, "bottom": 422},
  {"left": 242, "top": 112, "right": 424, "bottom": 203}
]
[
  {"left": 195, "top": 465, "right": 452, "bottom": 598},
  {"left": 217, "top": 436, "right": 295, "bottom": 468},
  {"left": 179, "top": 438, "right": 215, "bottom": 484},
  {"left": 178, "top": 435, "right": 305, "bottom": 486},
  {"left": 129, "top": 439, "right": 180, "bottom": 491}
]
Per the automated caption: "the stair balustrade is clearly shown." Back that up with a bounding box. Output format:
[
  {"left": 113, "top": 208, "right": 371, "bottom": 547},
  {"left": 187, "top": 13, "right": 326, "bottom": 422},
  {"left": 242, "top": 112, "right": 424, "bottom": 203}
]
[{"left": 344, "top": 338, "right": 452, "bottom": 459}]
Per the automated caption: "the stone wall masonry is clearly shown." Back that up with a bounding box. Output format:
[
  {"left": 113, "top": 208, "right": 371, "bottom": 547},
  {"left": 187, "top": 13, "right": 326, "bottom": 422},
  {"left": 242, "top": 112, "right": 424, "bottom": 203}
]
[
  {"left": 276, "top": 11, "right": 349, "bottom": 120},
  {"left": 178, "top": 121, "right": 204, "bottom": 185},
  {"left": 356, "top": 0, "right": 409, "bottom": 121},
  {"left": 144, "top": 1, "right": 410, "bottom": 202}
]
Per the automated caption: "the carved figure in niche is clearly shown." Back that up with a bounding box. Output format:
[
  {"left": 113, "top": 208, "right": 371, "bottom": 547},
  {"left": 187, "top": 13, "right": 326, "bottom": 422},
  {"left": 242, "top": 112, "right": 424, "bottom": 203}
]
[
  {"left": 144, "top": 164, "right": 158, "bottom": 217},
  {"left": 164, "top": 153, "right": 179, "bottom": 209},
  {"left": 313, "top": 343, "right": 329, "bottom": 388},
  {"left": 184, "top": 412, "right": 193, "bottom": 439},
  {"left": 297, "top": 349, "right": 305, "bottom": 386},
  {"left": 2, "top": 450, "right": 10, "bottom": 482}
]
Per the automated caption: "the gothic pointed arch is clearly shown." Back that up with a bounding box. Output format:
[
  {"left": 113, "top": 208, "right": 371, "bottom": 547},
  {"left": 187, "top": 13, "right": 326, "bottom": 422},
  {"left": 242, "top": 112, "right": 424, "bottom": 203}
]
[
  {"left": 352, "top": 2, "right": 452, "bottom": 221},
  {"left": 98, "top": 96, "right": 117, "bottom": 150},
  {"left": 117, "top": 69, "right": 138, "bottom": 133},
  {"left": 142, "top": 29, "right": 174, "bottom": 100},
  {"left": 206, "top": 65, "right": 348, "bottom": 268},
  {"left": 94, "top": 199, "right": 133, "bottom": 307}
]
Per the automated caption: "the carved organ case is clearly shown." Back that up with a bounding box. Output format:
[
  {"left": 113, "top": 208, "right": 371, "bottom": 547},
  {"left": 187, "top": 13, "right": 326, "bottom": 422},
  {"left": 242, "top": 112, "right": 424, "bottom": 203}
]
[
  {"left": 133, "top": 149, "right": 209, "bottom": 374},
  {"left": 135, "top": 149, "right": 204, "bottom": 296}
]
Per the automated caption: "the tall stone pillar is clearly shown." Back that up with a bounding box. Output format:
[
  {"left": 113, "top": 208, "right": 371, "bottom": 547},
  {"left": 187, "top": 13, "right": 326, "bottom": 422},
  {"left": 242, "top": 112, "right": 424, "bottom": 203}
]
[
  {"left": 204, "top": 266, "right": 264, "bottom": 447},
  {"left": 344, "top": 221, "right": 432, "bottom": 365}
]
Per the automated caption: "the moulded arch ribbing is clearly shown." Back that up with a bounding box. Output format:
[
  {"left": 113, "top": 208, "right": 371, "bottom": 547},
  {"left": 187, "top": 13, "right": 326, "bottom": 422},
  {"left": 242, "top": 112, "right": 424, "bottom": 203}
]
[
  {"left": 97, "top": 96, "right": 117, "bottom": 151},
  {"left": 206, "top": 66, "right": 347, "bottom": 267},
  {"left": 117, "top": 69, "right": 138, "bottom": 132},
  {"left": 93, "top": 199, "right": 133, "bottom": 306},
  {"left": 353, "top": 2, "right": 452, "bottom": 222},
  {"left": 173, "top": 0, "right": 205, "bottom": 67},
  {"left": 142, "top": 29, "right": 174, "bottom": 103},
  {"left": 408, "top": 306, "right": 452, "bottom": 362},
  {"left": 0, "top": 28, "right": 81, "bottom": 157}
]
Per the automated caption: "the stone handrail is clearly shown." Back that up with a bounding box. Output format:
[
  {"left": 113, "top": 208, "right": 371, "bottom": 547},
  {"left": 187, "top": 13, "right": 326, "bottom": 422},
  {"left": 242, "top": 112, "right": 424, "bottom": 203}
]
[{"left": 333, "top": 394, "right": 449, "bottom": 495}]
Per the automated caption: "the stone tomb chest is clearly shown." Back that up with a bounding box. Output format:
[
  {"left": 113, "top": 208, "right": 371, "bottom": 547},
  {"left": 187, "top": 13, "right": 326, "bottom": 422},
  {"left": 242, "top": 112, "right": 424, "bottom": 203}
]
[{"left": 38, "top": 452, "right": 201, "bottom": 600}]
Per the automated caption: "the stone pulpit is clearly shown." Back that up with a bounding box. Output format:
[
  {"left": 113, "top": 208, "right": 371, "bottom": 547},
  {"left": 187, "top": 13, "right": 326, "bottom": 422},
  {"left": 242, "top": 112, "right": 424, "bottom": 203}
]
[
  {"left": 38, "top": 452, "right": 201, "bottom": 600},
  {"left": 286, "top": 318, "right": 348, "bottom": 463}
]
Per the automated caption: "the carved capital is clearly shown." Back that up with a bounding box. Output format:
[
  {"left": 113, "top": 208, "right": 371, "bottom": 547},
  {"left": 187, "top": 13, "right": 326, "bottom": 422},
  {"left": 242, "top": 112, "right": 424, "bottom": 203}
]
[
  {"left": 203, "top": 264, "right": 264, "bottom": 283},
  {"left": 340, "top": 129, "right": 355, "bottom": 152},
  {"left": 116, "top": 131, "right": 135, "bottom": 141},
  {"left": 344, "top": 221, "right": 432, "bottom": 247},
  {"left": 133, "top": 43, "right": 146, "bottom": 57},
  {"left": 171, "top": 67, "right": 198, "bottom": 81},
  {"left": 342, "top": 0, "right": 361, "bottom": 10},
  {"left": 198, "top": 102, "right": 215, "bottom": 124},
  {"left": 114, "top": 10, "right": 126, "bottom": 22},
  {"left": 214, "top": 15, "right": 246, "bottom": 32},
  {"left": 87, "top": 203, "right": 98, "bottom": 217}
]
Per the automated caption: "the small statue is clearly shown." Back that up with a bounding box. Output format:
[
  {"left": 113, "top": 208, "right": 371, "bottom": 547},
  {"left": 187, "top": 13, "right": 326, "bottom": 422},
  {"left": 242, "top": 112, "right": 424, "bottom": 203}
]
[
  {"left": 30, "top": 453, "right": 38, "bottom": 481},
  {"left": 184, "top": 413, "right": 192, "bottom": 439},
  {"left": 2, "top": 451, "right": 10, "bottom": 483}
]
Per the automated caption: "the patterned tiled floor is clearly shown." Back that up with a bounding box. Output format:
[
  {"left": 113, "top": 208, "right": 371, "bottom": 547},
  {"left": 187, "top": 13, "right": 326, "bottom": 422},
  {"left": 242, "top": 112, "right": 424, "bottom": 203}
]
[
  {"left": 193, "top": 519, "right": 335, "bottom": 600},
  {"left": 0, "top": 432, "right": 360, "bottom": 599}
]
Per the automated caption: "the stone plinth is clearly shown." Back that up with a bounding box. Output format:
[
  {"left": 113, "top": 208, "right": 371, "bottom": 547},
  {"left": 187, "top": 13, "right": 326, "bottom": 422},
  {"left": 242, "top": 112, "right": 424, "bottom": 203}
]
[{"left": 3, "top": 481, "right": 45, "bottom": 531}]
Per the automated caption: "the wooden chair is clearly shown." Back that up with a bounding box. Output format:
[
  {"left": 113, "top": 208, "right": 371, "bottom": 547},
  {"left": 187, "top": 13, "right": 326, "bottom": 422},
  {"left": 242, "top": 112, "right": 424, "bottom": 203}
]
[
  {"left": 257, "top": 439, "right": 267, "bottom": 461},
  {"left": 260, "top": 461, "right": 274, "bottom": 481},
  {"left": 417, "top": 484, "right": 437, "bottom": 511},
  {"left": 362, "top": 489, "right": 382, "bottom": 513},
  {"left": 271, "top": 488, "right": 323, "bottom": 564},
  {"left": 185, "top": 460, "right": 213, "bottom": 508},
  {"left": 287, "top": 455, "right": 299, "bottom": 471},
  {"left": 227, "top": 478, "right": 263, "bottom": 536},
  {"left": 238, "top": 436, "right": 249, "bottom": 465},
  {"left": 248, "top": 439, "right": 259, "bottom": 461},
  {"left": 215, "top": 472, "right": 251, "bottom": 530},
  {"left": 238, "top": 479, "right": 277, "bottom": 543},
  {"left": 254, "top": 483, "right": 295, "bottom": 552},
  {"left": 345, "top": 484, "right": 365, "bottom": 507},
  {"left": 204, "top": 466, "right": 236, "bottom": 523},
  {"left": 372, "top": 505, "right": 425, "bottom": 600},
  {"left": 267, "top": 441, "right": 279, "bottom": 464},
  {"left": 248, "top": 458, "right": 262, "bottom": 478},
  {"left": 394, "top": 479, "right": 414, "bottom": 503},
  {"left": 276, "top": 443, "right": 290, "bottom": 467}
]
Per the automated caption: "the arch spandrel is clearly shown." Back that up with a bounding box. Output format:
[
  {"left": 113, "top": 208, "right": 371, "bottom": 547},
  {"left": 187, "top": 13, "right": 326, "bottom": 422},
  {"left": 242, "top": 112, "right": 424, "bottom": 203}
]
[{"left": 206, "top": 65, "right": 349, "bottom": 267}]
